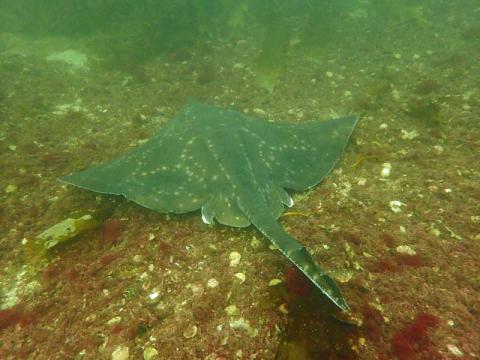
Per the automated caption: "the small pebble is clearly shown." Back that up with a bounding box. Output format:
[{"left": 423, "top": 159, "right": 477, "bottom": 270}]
[
  {"left": 389, "top": 200, "right": 405, "bottom": 213},
  {"left": 433, "top": 145, "right": 444, "bottom": 154},
  {"left": 401, "top": 129, "right": 419, "bottom": 139},
  {"left": 207, "top": 278, "right": 219, "bottom": 288},
  {"left": 391, "top": 89, "right": 401, "bottom": 101},
  {"left": 189, "top": 283, "right": 204, "bottom": 297},
  {"left": 357, "top": 177, "right": 367, "bottom": 186},
  {"left": 252, "top": 108, "right": 266, "bottom": 116},
  {"left": 229, "top": 251, "right": 241, "bottom": 267},
  {"left": 85, "top": 314, "right": 96, "bottom": 323},
  {"left": 111, "top": 346, "right": 129, "bottom": 360},
  {"left": 446, "top": 344, "right": 463, "bottom": 357},
  {"left": 107, "top": 316, "right": 122, "bottom": 325},
  {"left": 250, "top": 237, "right": 262, "bottom": 249},
  {"left": 154, "top": 301, "right": 173, "bottom": 318},
  {"left": 5, "top": 184, "right": 17, "bottom": 193},
  {"left": 148, "top": 291, "right": 160, "bottom": 301},
  {"left": 268, "top": 278, "right": 283, "bottom": 286},
  {"left": 380, "top": 163, "right": 392, "bottom": 178},
  {"left": 139, "top": 272, "right": 149, "bottom": 281},
  {"left": 229, "top": 318, "right": 258, "bottom": 337},
  {"left": 333, "top": 270, "right": 354, "bottom": 283},
  {"left": 143, "top": 347, "right": 159, "bottom": 360},
  {"left": 183, "top": 325, "right": 198, "bottom": 339},
  {"left": 278, "top": 303, "right": 288, "bottom": 314},
  {"left": 233, "top": 272, "right": 246, "bottom": 284},
  {"left": 396, "top": 245, "right": 416, "bottom": 256},
  {"left": 225, "top": 305, "right": 240, "bottom": 316},
  {"left": 233, "top": 63, "right": 244, "bottom": 70}
]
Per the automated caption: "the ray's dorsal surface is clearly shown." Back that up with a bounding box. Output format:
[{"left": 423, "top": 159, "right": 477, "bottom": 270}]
[{"left": 59, "top": 100, "right": 358, "bottom": 311}]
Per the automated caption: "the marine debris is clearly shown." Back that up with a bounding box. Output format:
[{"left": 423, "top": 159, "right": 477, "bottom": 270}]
[{"left": 24, "top": 214, "right": 98, "bottom": 262}]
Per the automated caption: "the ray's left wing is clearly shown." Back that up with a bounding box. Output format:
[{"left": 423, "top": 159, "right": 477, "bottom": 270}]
[{"left": 60, "top": 103, "right": 227, "bottom": 214}]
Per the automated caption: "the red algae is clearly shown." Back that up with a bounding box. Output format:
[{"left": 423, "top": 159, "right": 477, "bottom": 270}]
[
  {"left": 100, "top": 252, "right": 121, "bottom": 266},
  {"left": 285, "top": 265, "right": 312, "bottom": 297},
  {"left": 381, "top": 233, "right": 396, "bottom": 248},
  {"left": 373, "top": 253, "right": 423, "bottom": 273},
  {"left": 360, "top": 304, "right": 384, "bottom": 342},
  {"left": 0, "top": 308, "right": 21, "bottom": 331},
  {"left": 18, "top": 311, "right": 36, "bottom": 328},
  {"left": 87, "top": 252, "right": 121, "bottom": 275},
  {"left": 102, "top": 218, "right": 123, "bottom": 244},
  {"left": 345, "top": 231, "right": 362, "bottom": 245},
  {"left": 110, "top": 324, "right": 125, "bottom": 335},
  {"left": 61, "top": 268, "right": 80, "bottom": 283},
  {"left": 0, "top": 306, "right": 35, "bottom": 331},
  {"left": 396, "top": 254, "right": 422, "bottom": 268},
  {"left": 42, "top": 263, "right": 62, "bottom": 280},
  {"left": 391, "top": 313, "right": 440, "bottom": 360},
  {"left": 375, "top": 257, "right": 399, "bottom": 273},
  {"left": 157, "top": 240, "right": 172, "bottom": 255}
]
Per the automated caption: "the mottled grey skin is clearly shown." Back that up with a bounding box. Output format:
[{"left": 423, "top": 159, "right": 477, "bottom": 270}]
[{"left": 59, "top": 100, "right": 358, "bottom": 311}]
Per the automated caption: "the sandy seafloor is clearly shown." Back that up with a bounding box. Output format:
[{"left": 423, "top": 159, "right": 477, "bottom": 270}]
[{"left": 0, "top": 9, "right": 479, "bottom": 360}]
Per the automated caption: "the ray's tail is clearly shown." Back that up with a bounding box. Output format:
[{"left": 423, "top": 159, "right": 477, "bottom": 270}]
[{"left": 251, "top": 213, "right": 349, "bottom": 311}]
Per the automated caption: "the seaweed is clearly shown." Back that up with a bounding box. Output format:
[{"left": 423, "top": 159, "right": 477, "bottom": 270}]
[
  {"left": 405, "top": 97, "right": 441, "bottom": 127},
  {"left": 414, "top": 79, "right": 440, "bottom": 95},
  {"left": 391, "top": 313, "right": 440, "bottom": 360}
]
